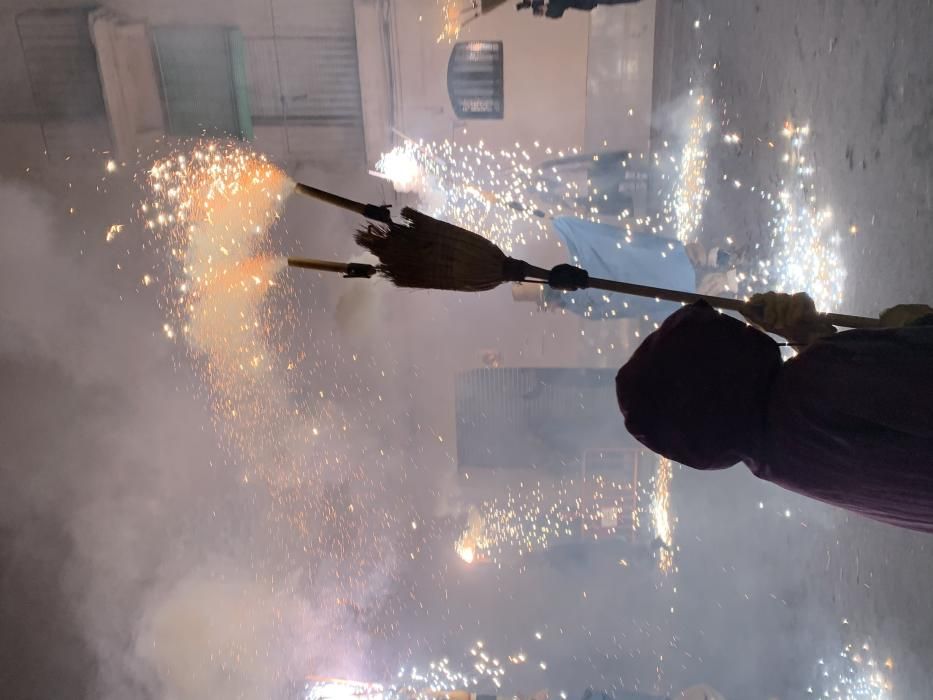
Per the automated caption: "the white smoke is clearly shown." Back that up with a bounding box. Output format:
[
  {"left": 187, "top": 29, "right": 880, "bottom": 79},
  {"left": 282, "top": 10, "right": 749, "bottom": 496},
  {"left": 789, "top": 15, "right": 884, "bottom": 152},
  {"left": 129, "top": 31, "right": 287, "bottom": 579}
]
[
  {"left": 0, "top": 179, "right": 391, "bottom": 699},
  {"left": 135, "top": 562, "right": 367, "bottom": 700}
]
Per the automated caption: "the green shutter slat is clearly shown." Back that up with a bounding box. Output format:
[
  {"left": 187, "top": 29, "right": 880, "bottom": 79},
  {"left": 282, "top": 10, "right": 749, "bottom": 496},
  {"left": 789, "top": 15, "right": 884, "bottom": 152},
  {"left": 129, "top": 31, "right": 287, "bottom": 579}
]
[{"left": 228, "top": 29, "right": 253, "bottom": 140}]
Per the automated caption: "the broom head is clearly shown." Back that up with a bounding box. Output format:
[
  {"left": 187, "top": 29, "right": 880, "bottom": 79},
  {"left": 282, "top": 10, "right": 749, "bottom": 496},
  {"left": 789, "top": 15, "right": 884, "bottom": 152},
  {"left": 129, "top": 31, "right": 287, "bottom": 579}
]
[{"left": 355, "top": 207, "right": 509, "bottom": 292}]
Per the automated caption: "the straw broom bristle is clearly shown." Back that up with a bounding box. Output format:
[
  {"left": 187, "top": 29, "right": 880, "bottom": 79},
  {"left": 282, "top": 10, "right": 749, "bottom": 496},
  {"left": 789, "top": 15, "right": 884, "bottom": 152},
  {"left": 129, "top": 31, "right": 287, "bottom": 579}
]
[{"left": 355, "top": 207, "right": 509, "bottom": 292}]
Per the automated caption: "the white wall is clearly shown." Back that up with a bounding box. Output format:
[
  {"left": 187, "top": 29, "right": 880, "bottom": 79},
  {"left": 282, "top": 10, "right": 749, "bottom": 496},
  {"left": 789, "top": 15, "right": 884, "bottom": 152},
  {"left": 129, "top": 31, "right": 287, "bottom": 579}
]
[{"left": 388, "top": 0, "right": 590, "bottom": 155}]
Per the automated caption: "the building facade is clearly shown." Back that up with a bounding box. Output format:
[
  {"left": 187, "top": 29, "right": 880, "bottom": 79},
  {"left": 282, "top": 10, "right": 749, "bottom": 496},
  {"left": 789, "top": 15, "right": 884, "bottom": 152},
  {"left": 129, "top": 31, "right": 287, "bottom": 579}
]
[{"left": 3, "top": 0, "right": 660, "bottom": 175}]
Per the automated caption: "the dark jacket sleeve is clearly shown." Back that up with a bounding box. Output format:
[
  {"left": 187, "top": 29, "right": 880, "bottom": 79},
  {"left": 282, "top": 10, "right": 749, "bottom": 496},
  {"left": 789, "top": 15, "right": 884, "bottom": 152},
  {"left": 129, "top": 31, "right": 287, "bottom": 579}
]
[{"left": 907, "top": 313, "right": 933, "bottom": 327}]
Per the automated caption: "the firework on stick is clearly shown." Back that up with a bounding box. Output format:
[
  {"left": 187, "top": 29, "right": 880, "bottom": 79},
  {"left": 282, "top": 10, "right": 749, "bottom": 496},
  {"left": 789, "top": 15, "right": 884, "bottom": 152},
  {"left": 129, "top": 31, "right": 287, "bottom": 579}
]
[{"left": 290, "top": 183, "right": 879, "bottom": 330}]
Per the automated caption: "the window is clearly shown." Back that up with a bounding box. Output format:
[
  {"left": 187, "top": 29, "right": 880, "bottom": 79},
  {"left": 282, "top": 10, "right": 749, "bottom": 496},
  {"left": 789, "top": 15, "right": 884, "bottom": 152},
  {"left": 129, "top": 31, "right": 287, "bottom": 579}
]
[
  {"left": 241, "top": 35, "right": 365, "bottom": 165},
  {"left": 455, "top": 368, "right": 636, "bottom": 471},
  {"left": 152, "top": 4, "right": 367, "bottom": 166},
  {"left": 15, "top": 9, "right": 111, "bottom": 160},
  {"left": 447, "top": 41, "right": 504, "bottom": 120},
  {"left": 244, "top": 38, "right": 364, "bottom": 126},
  {"left": 152, "top": 26, "right": 253, "bottom": 140}
]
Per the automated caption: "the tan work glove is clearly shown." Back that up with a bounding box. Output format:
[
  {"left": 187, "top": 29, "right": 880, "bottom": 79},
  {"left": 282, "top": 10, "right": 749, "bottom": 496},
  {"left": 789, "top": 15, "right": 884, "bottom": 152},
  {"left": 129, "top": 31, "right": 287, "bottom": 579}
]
[
  {"left": 742, "top": 291, "right": 837, "bottom": 345},
  {"left": 878, "top": 304, "right": 933, "bottom": 327}
]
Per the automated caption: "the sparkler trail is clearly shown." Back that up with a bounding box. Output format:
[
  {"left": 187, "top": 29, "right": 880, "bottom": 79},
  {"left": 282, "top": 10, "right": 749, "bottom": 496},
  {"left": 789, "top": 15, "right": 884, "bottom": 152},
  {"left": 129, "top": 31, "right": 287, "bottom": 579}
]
[
  {"left": 144, "top": 142, "right": 297, "bottom": 481},
  {"left": 376, "top": 139, "right": 654, "bottom": 253},
  {"left": 304, "top": 635, "right": 551, "bottom": 700},
  {"left": 761, "top": 122, "right": 847, "bottom": 312},
  {"left": 455, "top": 465, "right": 673, "bottom": 573},
  {"left": 662, "top": 94, "right": 711, "bottom": 244},
  {"left": 651, "top": 93, "right": 847, "bottom": 315},
  {"left": 809, "top": 639, "right": 894, "bottom": 700},
  {"left": 375, "top": 124, "right": 707, "bottom": 266},
  {"left": 140, "top": 140, "right": 413, "bottom": 628},
  {"left": 649, "top": 458, "right": 675, "bottom": 575},
  {"left": 718, "top": 121, "right": 849, "bottom": 312},
  {"left": 376, "top": 139, "right": 550, "bottom": 252}
]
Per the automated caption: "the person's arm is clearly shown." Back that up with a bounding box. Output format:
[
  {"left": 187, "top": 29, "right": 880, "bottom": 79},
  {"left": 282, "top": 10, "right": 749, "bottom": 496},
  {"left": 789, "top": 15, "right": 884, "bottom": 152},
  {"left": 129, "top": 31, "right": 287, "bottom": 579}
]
[
  {"left": 744, "top": 295, "right": 933, "bottom": 345},
  {"left": 741, "top": 292, "right": 836, "bottom": 346}
]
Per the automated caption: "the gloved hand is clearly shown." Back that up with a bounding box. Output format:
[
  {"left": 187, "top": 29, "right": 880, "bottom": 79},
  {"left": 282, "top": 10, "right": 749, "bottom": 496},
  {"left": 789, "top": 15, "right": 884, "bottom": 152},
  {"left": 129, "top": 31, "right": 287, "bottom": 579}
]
[
  {"left": 742, "top": 291, "right": 837, "bottom": 345},
  {"left": 878, "top": 304, "right": 933, "bottom": 327}
]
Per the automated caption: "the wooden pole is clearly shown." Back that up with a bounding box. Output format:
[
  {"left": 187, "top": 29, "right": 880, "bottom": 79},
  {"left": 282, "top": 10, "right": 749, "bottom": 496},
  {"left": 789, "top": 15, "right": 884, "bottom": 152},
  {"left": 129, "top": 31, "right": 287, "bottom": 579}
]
[
  {"left": 517, "top": 265, "right": 880, "bottom": 329},
  {"left": 586, "top": 276, "right": 881, "bottom": 329},
  {"left": 293, "top": 183, "right": 393, "bottom": 224},
  {"left": 287, "top": 257, "right": 377, "bottom": 279}
]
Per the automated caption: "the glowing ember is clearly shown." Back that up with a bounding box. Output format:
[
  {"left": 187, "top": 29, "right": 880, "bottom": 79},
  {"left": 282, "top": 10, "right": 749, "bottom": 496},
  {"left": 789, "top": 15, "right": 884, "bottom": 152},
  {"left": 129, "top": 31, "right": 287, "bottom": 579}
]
[
  {"left": 455, "top": 508, "right": 489, "bottom": 564},
  {"left": 436, "top": 0, "right": 462, "bottom": 43},
  {"left": 105, "top": 223, "right": 124, "bottom": 242},
  {"left": 375, "top": 145, "right": 423, "bottom": 194},
  {"left": 457, "top": 544, "right": 475, "bottom": 564}
]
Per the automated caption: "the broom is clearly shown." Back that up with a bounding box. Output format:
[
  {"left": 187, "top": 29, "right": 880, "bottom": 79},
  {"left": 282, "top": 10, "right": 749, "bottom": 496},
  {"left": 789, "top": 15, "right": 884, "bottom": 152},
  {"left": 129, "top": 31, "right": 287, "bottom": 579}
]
[{"left": 291, "top": 183, "right": 880, "bottom": 330}]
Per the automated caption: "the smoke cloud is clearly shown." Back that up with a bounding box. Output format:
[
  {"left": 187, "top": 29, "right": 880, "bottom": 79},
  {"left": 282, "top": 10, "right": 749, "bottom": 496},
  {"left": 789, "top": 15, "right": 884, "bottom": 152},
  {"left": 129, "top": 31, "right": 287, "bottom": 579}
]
[
  {"left": 0, "top": 177, "right": 396, "bottom": 699},
  {"left": 135, "top": 561, "right": 371, "bottom": 700}
]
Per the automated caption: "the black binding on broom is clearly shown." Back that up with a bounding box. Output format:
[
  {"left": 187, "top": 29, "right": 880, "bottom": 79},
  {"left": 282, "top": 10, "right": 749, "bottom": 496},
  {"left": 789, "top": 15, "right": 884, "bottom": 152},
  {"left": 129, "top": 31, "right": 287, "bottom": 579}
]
[{"left": 545, "top": 264, "right": 590, "bottom": 291}]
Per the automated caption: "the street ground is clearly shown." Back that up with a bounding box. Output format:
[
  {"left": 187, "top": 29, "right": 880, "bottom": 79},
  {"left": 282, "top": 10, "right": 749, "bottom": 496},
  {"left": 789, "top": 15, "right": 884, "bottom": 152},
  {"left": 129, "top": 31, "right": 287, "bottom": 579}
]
[{"left": 649, "top": 1, "right": 933, "bottom": 696}]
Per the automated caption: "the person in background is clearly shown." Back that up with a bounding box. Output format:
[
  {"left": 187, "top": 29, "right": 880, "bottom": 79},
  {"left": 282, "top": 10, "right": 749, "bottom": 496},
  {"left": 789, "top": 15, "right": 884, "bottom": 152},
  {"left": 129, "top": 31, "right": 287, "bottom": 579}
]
[
  {"left": 481, "top": 350, "right": 503, "bottom": 368},
  {"left": 685, "top": 241, "right": 739, "bottom": 296},
  {"left": 510, "top": 217, "right": 736, "bottom": 322},
  {"left": 515, "top": 0, "right": 546, "bottom": 13},
  {"left": 543, "top": 0, "right": 641, "bottom": 19},
  {"left": 616, "top": 292, "right": 933, "bottom": 532}
]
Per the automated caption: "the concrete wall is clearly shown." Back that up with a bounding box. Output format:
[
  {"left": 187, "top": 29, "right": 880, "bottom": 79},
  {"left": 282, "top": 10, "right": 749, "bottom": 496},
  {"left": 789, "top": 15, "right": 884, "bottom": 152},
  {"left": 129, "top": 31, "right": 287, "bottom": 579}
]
[
  {"left": 354, "top": 0, "right": 395, "bottom": 167},
  {"left": 12, "top": 0, "right": 369, "bottom": 170}
]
